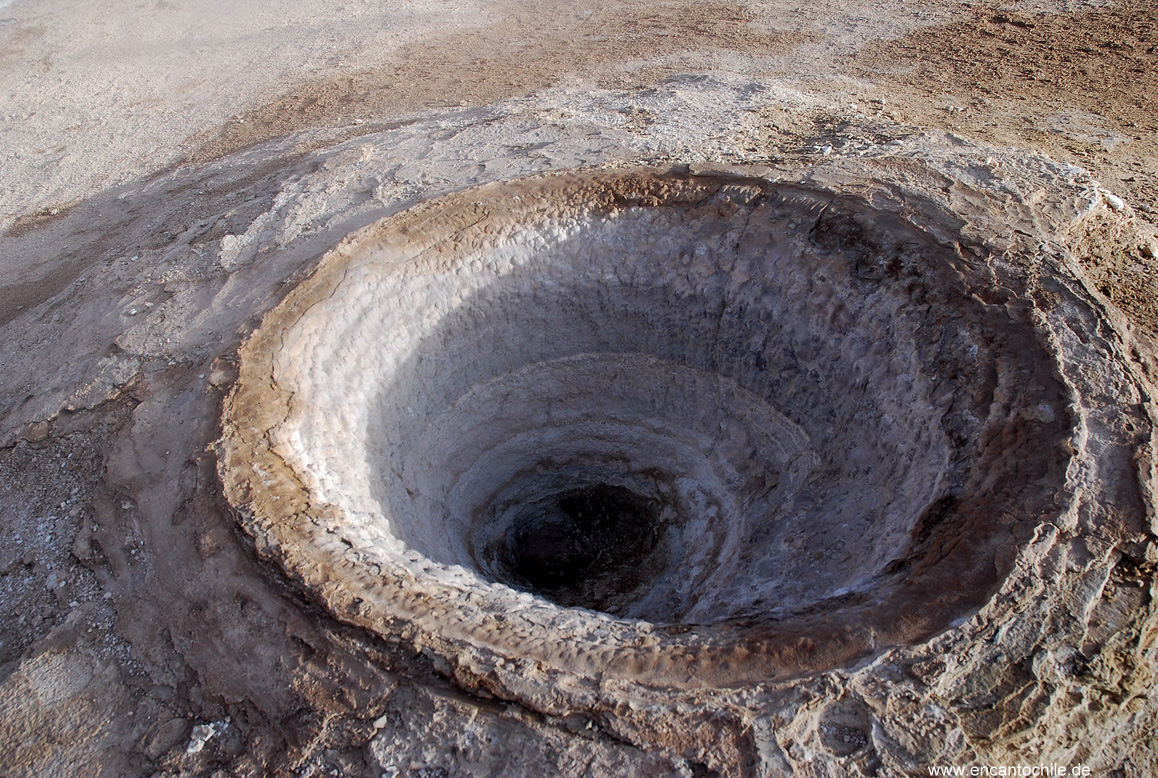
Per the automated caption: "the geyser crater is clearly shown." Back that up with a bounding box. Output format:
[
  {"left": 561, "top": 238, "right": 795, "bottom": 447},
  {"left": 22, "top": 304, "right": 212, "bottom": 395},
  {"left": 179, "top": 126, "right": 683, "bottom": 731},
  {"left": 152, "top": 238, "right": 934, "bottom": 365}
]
[{"left": 219, "top": 168, "right": 1073, "bottom": 691}]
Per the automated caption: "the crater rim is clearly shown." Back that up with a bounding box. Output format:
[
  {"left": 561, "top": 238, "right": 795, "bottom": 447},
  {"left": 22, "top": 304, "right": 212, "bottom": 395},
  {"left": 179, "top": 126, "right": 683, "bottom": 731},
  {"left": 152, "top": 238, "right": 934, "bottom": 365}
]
[{"left": 217, "top": 165, "right": 1076, "bottom": 690}]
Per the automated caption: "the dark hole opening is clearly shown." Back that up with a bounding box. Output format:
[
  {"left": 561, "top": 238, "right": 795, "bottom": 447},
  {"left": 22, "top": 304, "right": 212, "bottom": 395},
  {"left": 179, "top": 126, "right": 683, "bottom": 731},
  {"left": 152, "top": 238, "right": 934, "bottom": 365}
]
[{"left": 502, "top": 485, "right": 664, "bottom": 609}]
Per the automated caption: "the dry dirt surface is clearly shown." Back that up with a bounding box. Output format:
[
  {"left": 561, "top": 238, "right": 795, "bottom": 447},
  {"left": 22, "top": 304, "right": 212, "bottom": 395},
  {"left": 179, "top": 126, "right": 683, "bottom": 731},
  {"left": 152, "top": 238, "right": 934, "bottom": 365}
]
[{"left": 1, "top": 1, "right": 1157, "bottom": 777}]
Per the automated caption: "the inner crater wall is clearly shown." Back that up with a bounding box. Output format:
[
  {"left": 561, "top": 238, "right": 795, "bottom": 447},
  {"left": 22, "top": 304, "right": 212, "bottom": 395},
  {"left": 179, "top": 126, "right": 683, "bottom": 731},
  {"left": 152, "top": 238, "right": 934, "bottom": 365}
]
[{"left": 219, "top": 169, "right": 1077, "bottom": 695}]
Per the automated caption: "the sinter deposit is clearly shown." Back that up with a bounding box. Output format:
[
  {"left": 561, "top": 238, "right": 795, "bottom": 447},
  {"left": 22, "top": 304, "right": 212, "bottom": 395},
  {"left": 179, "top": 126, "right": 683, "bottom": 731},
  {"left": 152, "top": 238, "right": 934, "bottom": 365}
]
[{"left": 219, "top": 169, "right": 1150, "bottom": 720}]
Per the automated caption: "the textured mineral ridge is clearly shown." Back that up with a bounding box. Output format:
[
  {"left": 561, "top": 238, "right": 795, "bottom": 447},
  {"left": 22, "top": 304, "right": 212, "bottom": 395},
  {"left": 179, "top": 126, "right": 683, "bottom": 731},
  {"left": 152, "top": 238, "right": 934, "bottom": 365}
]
[{"left": 1, "top": 1, "right": 1157, "bottom": 777}]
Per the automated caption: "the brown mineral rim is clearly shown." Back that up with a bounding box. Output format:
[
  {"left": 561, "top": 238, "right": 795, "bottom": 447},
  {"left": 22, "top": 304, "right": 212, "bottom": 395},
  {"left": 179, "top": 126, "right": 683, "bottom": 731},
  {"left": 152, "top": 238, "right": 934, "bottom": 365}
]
[{"left": 217, "top": 167, "right": 1075, "bottom": 696}]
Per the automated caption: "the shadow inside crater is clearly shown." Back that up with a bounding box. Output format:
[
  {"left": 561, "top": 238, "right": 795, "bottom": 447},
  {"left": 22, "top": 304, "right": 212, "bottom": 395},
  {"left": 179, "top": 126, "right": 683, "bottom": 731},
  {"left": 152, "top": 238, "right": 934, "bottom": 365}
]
[{"left": 356, "top": 180, "right": 1075, "bottom": 636}]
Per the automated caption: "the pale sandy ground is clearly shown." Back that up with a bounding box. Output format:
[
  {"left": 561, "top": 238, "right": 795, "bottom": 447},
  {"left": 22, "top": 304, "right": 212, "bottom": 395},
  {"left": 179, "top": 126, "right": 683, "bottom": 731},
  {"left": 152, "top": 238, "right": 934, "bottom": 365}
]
[{"left": 1, "top": 0, "right": 1157, "bottom": 776}]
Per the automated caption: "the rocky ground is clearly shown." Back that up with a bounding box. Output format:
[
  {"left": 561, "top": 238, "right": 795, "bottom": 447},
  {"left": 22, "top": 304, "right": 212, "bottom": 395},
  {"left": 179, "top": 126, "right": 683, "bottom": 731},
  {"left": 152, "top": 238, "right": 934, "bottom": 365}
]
[{"left": 1, "top": 1, "right": 1156, "bottom": 776}]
